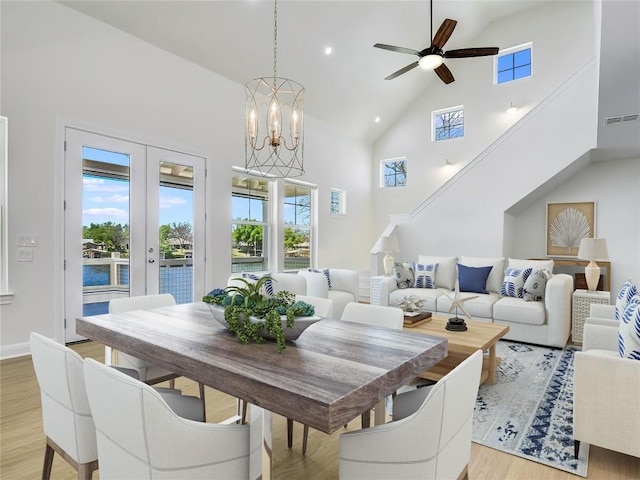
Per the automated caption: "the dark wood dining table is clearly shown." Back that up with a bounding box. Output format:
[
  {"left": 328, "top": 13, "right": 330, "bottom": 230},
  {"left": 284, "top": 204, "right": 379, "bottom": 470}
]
[{"left": 77, "top": 302, "right": 447, "bottom": 478}]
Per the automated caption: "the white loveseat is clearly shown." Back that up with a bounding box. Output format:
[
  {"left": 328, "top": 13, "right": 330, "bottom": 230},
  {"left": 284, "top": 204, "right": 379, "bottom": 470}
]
[
  {"left": 226, "top": 268, "right": 359, "bottom": 318},
  {"left": 374, "top": 256, "right": 573, "bottom": 348}
]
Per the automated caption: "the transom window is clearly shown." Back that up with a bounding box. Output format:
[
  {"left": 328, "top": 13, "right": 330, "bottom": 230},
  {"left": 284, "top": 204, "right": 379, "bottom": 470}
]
[
  {"left": 330, "top": 188, "right": 346, "bottom": 216},
  {"left": 432, "top": 106, "right": 464, "bottom": 141},
  {"left": 381, "top": 158, "right": 407, "bottom": 188},
  {"left": 496, "top": 43, "right": 532, "bottom": 84}
]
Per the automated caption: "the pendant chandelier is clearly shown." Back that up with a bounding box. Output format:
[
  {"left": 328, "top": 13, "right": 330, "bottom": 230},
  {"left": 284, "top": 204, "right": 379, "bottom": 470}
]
[{"left": 245, "top": 0, "right": 305, "bottom": 178}]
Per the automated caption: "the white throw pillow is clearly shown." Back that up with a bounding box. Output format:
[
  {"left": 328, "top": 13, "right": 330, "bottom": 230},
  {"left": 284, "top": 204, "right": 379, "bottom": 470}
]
[
  {"left": 500, "top": 267, "right": 533, "bottom": 298},
  {"left": 308, "top": 268, "right": 332, "bottom": 289},
  {"left": 507, "top": 258, "right": 554, "bottom": 273},
  {"left": 413, "top": 262, "right": 437, "bottom": 289},
  {"left": 241, "top": 272, "right": 274, "bottom": 296},
  {"left": 523, "top": 269, "right": 551, "bottom": 302},
  {"left": 619, "top": 296, "right": 640, "bottom": 360}
]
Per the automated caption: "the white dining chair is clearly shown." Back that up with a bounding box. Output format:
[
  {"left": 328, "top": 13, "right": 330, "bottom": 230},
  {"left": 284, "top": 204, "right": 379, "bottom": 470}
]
[
  {"left": 107, "top": 294, "right": 207, "bottom": 417},
  {"left": 339, "top": 349, "right": 483, "bottom": 480},
  {"left": 83, "top": 358, "right": 250, "bottom": 479},
  {"left": 290, "top": 302, "right": 405, "bottom": 454}
]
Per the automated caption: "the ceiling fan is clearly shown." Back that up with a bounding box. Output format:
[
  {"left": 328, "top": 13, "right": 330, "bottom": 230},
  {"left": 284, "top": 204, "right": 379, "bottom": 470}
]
[{"left": 374, "top": 0, "right": 499, "bottom": 84}]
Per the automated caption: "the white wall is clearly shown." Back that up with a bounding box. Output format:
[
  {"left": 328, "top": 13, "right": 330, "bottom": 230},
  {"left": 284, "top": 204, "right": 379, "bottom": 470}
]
[
  {"left": 0, "top": 1, "right": 372, "bottom": 356},
  {"left": 371, "top": 0, "right": 596, "bottom": 235},
  {"left": 511, "top": 157, "right": 640, "bottom": 299}
]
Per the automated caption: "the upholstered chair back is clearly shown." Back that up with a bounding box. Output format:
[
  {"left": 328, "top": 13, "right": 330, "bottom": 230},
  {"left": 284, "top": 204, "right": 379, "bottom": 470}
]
[
  {"left": 341, "top": 303, "right": 404, "bottom": 330},
  {"left": 296, "top": 295, "right": 334, "bottom": 318}
]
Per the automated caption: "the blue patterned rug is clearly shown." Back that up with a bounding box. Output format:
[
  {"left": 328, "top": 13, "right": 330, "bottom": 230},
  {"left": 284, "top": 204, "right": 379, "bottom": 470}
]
[{"left": 473, "top": 340, "right": 588, "bottom": 477}]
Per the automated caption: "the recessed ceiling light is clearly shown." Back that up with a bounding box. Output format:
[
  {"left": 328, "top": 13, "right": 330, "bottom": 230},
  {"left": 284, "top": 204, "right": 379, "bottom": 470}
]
[
  {"left": 374, "top": 117, "right": 381, "bottom": 123},
  {"left": 324, "top": 47, "right": 333, "bottom": 55}
]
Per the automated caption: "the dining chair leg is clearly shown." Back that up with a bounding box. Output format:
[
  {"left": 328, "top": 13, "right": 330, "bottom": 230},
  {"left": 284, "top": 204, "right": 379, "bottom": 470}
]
[
  {"left": 42, "top": 441, "right": 54, "bottom": 480},
  {"left": 361, "top": 409, "right": 371, "bottom": 428},
  {"left": 287, "top": 418, "right": 294, "bottom": 448},
  {"left": 198, "top": 382, "right": 206, "bottom": 420},
  {"left": 236, "top": 399, "right": 248, "bottom": 424},
  {"left": 302, "top": 424, "right": 309, "bottom": 455},
  {"left": 169, "top": 379, "right": 175, "bottom": 389},
  {"left": 77, "top": 461, "right": 98, "bottom": 480}
]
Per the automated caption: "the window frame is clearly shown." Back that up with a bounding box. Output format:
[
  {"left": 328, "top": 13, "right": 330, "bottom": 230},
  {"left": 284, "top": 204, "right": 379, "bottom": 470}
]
[
  {"left": 282, "top": 179, "right": 316, "bottom": 271},
  {"left": 494, "top": 42, "right": 533, "bottom": 85},
  {"left": 380, "top": 157, "right": 407, "bottom": 188},
  {"left": 432, "top": 106, "right": 464, "bottom": 142}
]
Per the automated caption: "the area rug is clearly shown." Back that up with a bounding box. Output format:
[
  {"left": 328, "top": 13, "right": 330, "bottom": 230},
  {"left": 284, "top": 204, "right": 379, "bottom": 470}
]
[{"left": 473, "top": 340, "right": 588, "bottom": 477}]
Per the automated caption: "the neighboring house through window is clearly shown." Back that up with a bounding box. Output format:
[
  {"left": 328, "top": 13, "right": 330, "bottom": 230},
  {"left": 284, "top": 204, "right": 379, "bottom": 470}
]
[
  {"left": 432, "top": 106, "right": 464, "bottom": 141},
  {"left": 381, "top": 158, "right": 407, "bottom": 188},
  {"left": 495, "top": 43, "right": 532, "bottom": 84}
]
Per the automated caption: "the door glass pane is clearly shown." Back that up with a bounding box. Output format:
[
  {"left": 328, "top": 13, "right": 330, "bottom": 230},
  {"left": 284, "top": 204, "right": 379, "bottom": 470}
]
[
  {"left": 158, "top": 162, "right": 194, "bottom": 303},
  {"left": 231, "top": 175, "right": 269, "bottom": 272},
  {"left": 82, "top": 147, "right": 130, "bottom": 316},
  {"left": 283, "top": 184, "right": 311, "bottom": 270}
]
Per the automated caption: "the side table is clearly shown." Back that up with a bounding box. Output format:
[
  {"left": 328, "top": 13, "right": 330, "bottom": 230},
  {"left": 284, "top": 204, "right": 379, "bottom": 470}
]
[
  {"left": 369, "top": 275, "right": 387, "bottom": 306},
  {"left": 572, "top": 289, "right": 610, "bottom": 344}
]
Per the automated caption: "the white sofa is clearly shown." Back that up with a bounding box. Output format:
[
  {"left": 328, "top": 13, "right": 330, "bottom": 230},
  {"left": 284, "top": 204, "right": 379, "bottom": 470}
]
[
  {"left": 375, "top": 256, "right": 573, "bottom": 348},
  {"left": 226, "top": 268, "right": 359, "bottom": 318},
  {"left": 574, "top": 305, "right": 640, "bottom": 458}
]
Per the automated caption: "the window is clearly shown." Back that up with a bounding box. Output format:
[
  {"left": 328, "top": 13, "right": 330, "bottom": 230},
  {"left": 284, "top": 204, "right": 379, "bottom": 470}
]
[
  {"left": 283, "top": 183, "right": 313, "bottom": 270},
  {"left": 231, "top": 175, "right": 271, "bottom": 273},
  {"left": 496, "top": 43, "right": 532, "bottom": 84},
  {"left": 433, "top": 106, "right": 464, "bottom": 141},
  {"left": 381, "top": 158, "right": 407, "bottom": 188},
  {"left": 330, "top": 188, "right": 346, "bottom": 216}
]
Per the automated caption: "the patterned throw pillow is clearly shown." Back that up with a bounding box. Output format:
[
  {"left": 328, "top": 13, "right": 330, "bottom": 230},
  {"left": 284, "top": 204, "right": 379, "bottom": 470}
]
[
  {"left": 618, "top": 296, "right": 640, "bottom": 360},
  {"left": 308, "top": 268, "right": 332, "bottom": 289},
  {"left": 413, "top": 262, "right": 438, "bottom": 289},
  {"left": 242, "top": 272, "right": 274, "bottom": 296},
  {"left": 500, "top": 267, "right": 533, "bottom": 298},
  {"left": 615, "top": 280, "right": 638, "bottom": 321},
  {"left": 523, "top": 269, "right": 551, "bottom": 302},
  {"left": 393, "top": 262, "right": 415, "bottom": 289}
]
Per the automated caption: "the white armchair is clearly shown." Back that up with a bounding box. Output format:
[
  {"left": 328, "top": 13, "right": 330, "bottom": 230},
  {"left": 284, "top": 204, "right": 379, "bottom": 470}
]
[
  {"left": 574, "top": 312, "right": 640, "bottom": 459},
  {"left": 83, "top": 358, "right": 250, "bottom": 479},
  {"left": 339, "top": 350, "right": 483, "bottom": 480},
  {"left": 298, "top": 268, "right": 359, "bottom": 318}
]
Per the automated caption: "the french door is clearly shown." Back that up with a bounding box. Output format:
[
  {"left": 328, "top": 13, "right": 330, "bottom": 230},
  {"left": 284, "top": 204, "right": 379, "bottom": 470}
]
[{"left": 64, "top": 128, "right": 206, "bottom": 342}]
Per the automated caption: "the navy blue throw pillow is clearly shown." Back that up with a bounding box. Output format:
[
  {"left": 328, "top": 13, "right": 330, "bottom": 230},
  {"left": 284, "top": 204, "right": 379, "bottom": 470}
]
[{"left": 457, "top": 264, "right": 493, "bottom": 294}]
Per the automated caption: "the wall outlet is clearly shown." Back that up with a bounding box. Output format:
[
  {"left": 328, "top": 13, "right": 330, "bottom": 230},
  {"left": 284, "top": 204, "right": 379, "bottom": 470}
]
[
  {"left": 17, "top": 248, "right": 33, "bottom": 262},
  {"left": 17, "top": 234, "right": 38, "bottom": 247}
]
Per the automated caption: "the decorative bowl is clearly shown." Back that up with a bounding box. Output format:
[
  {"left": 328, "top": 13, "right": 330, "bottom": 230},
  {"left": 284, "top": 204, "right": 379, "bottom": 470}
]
[{"left": 206, "top": 303, "right": 321, "bottom": 341}]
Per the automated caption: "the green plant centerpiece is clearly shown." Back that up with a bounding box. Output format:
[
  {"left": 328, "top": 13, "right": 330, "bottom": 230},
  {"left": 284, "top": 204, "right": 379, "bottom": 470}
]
[{"left": 202, "top": 276, "right": 316, "bottom": 353}]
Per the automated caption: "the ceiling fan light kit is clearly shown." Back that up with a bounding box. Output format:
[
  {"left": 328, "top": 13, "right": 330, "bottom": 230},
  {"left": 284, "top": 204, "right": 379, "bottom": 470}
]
[
  {"left": 244, "top": 0, "right": 305, "bottom": 178},
  {"left": 374, "top": 0, "right": 499, "bottom": 84}
]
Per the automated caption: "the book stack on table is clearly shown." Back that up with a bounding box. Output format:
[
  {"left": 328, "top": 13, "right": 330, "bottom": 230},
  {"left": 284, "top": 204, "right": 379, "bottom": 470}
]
[{"left": 403, "top": 311, "right": 432, "bottom": 328}]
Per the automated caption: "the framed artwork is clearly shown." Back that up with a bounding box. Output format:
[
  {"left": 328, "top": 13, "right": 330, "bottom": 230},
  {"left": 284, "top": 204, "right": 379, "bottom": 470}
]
[{"left": 546, "top": 202, "right": 595, "bottom": 257}]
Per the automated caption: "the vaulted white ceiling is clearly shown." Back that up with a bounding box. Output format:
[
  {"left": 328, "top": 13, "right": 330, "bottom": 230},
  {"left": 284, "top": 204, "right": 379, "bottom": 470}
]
[{"left": 59, "top": 0, "right": 547, "bottom": 143}]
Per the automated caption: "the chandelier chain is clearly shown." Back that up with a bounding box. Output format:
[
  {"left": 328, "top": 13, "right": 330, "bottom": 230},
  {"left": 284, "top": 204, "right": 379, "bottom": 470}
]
[{"left": 273, "top": 0, "right": 278, "bottom": 84}]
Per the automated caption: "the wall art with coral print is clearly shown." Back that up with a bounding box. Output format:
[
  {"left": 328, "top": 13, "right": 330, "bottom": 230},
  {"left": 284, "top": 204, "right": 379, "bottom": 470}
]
[{"left": 546, "top": 202, "right": 595, "bottom": 257}]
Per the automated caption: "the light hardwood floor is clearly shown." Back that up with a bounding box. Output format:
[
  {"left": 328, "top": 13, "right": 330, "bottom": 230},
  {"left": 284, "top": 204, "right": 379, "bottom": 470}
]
[{"left": 1, "top": 340, "right": 638, "bottom": 479}]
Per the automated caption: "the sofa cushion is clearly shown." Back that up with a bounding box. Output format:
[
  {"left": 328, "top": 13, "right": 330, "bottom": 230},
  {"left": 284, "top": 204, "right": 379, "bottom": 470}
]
[
  {"left": 618, "top": 295, "right": 640, "bottom": 360},
  {"left": 460, "top": 257, "right": 505, "bottom": 294},
  {"left": 457, "top": 264, "right": 493, "bottom": 294},
  {"left": 437, "top": 292, "right": 500, "bottom": 319},
  {"left": 493, "top": 296, "right": 546, "bottom": 326},
  {"left": 523, "top": 269, "right": 551, "bottom": 302},
  {"left": 418, "top": 255, "right": 457, "bottom": 290},
  {"left": 389, "top": 288, "right": 441, "bottom": 312},
  {"left": 413, "top": 262, "right": 437, "bottom": 289},
  {"left": 615, "top": 280, "right": 638, "bottom": 321},
  {"left": 500, "top": 267, "right": 533, "bottom": 298},
  {"left": 507, "top": 258, "right": 555, "bottom": 273},
  {"left": 308, "top": 268, "right": 332, "bottom": 289},
  {"left": 328, "top": 290, "right": 355, "bottom": 319},
  {"left": 393, "top": 262, "right": 414, "bottom": 289}
]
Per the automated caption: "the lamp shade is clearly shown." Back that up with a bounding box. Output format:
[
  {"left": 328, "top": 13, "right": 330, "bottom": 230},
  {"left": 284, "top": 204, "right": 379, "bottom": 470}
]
[
  {"left": 577, "top": 238, "right": 609, "bottom": 261},
  {"left": 371, "top": 235, "right": 399, "bottom": 254}
]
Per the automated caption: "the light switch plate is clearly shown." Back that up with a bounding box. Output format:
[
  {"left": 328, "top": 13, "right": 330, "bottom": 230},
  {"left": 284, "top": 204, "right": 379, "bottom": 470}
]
[
  {"left": 17, "top": 248, "right": 33, "bottom": 262},
  {"left": 17, "top": 234, "right": 38, "bottom": 247}
]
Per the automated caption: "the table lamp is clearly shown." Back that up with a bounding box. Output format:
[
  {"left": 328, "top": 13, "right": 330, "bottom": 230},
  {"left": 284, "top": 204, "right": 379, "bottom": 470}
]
[
  {"left": 374, "top": 235, "right": 399, "bottom": 276},
  {"left": 577, "top": 238, "right": 609, "bottom": 291}
]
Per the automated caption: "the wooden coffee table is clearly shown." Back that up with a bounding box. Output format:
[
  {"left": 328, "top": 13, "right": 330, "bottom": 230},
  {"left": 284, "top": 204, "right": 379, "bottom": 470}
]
[{"left": 404, "top": 316, "right": 509, "bottom": 385}]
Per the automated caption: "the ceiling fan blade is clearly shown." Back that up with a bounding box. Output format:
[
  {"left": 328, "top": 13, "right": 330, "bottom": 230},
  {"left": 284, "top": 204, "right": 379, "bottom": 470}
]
[
  {"left": 374, "top": 43, "right": 420, "bottom": 56},
  {"left": 431, "top": 18, "right": 457, "bottom": 50},
  {"left": 444, "top": 47, "right": 499, "bottom": 58},
  {"left": 385, "top": 61, "right": 419, "bottom": 80},
  {"left": 434, "top": 63, "right": 455, "bottom": 84}
]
